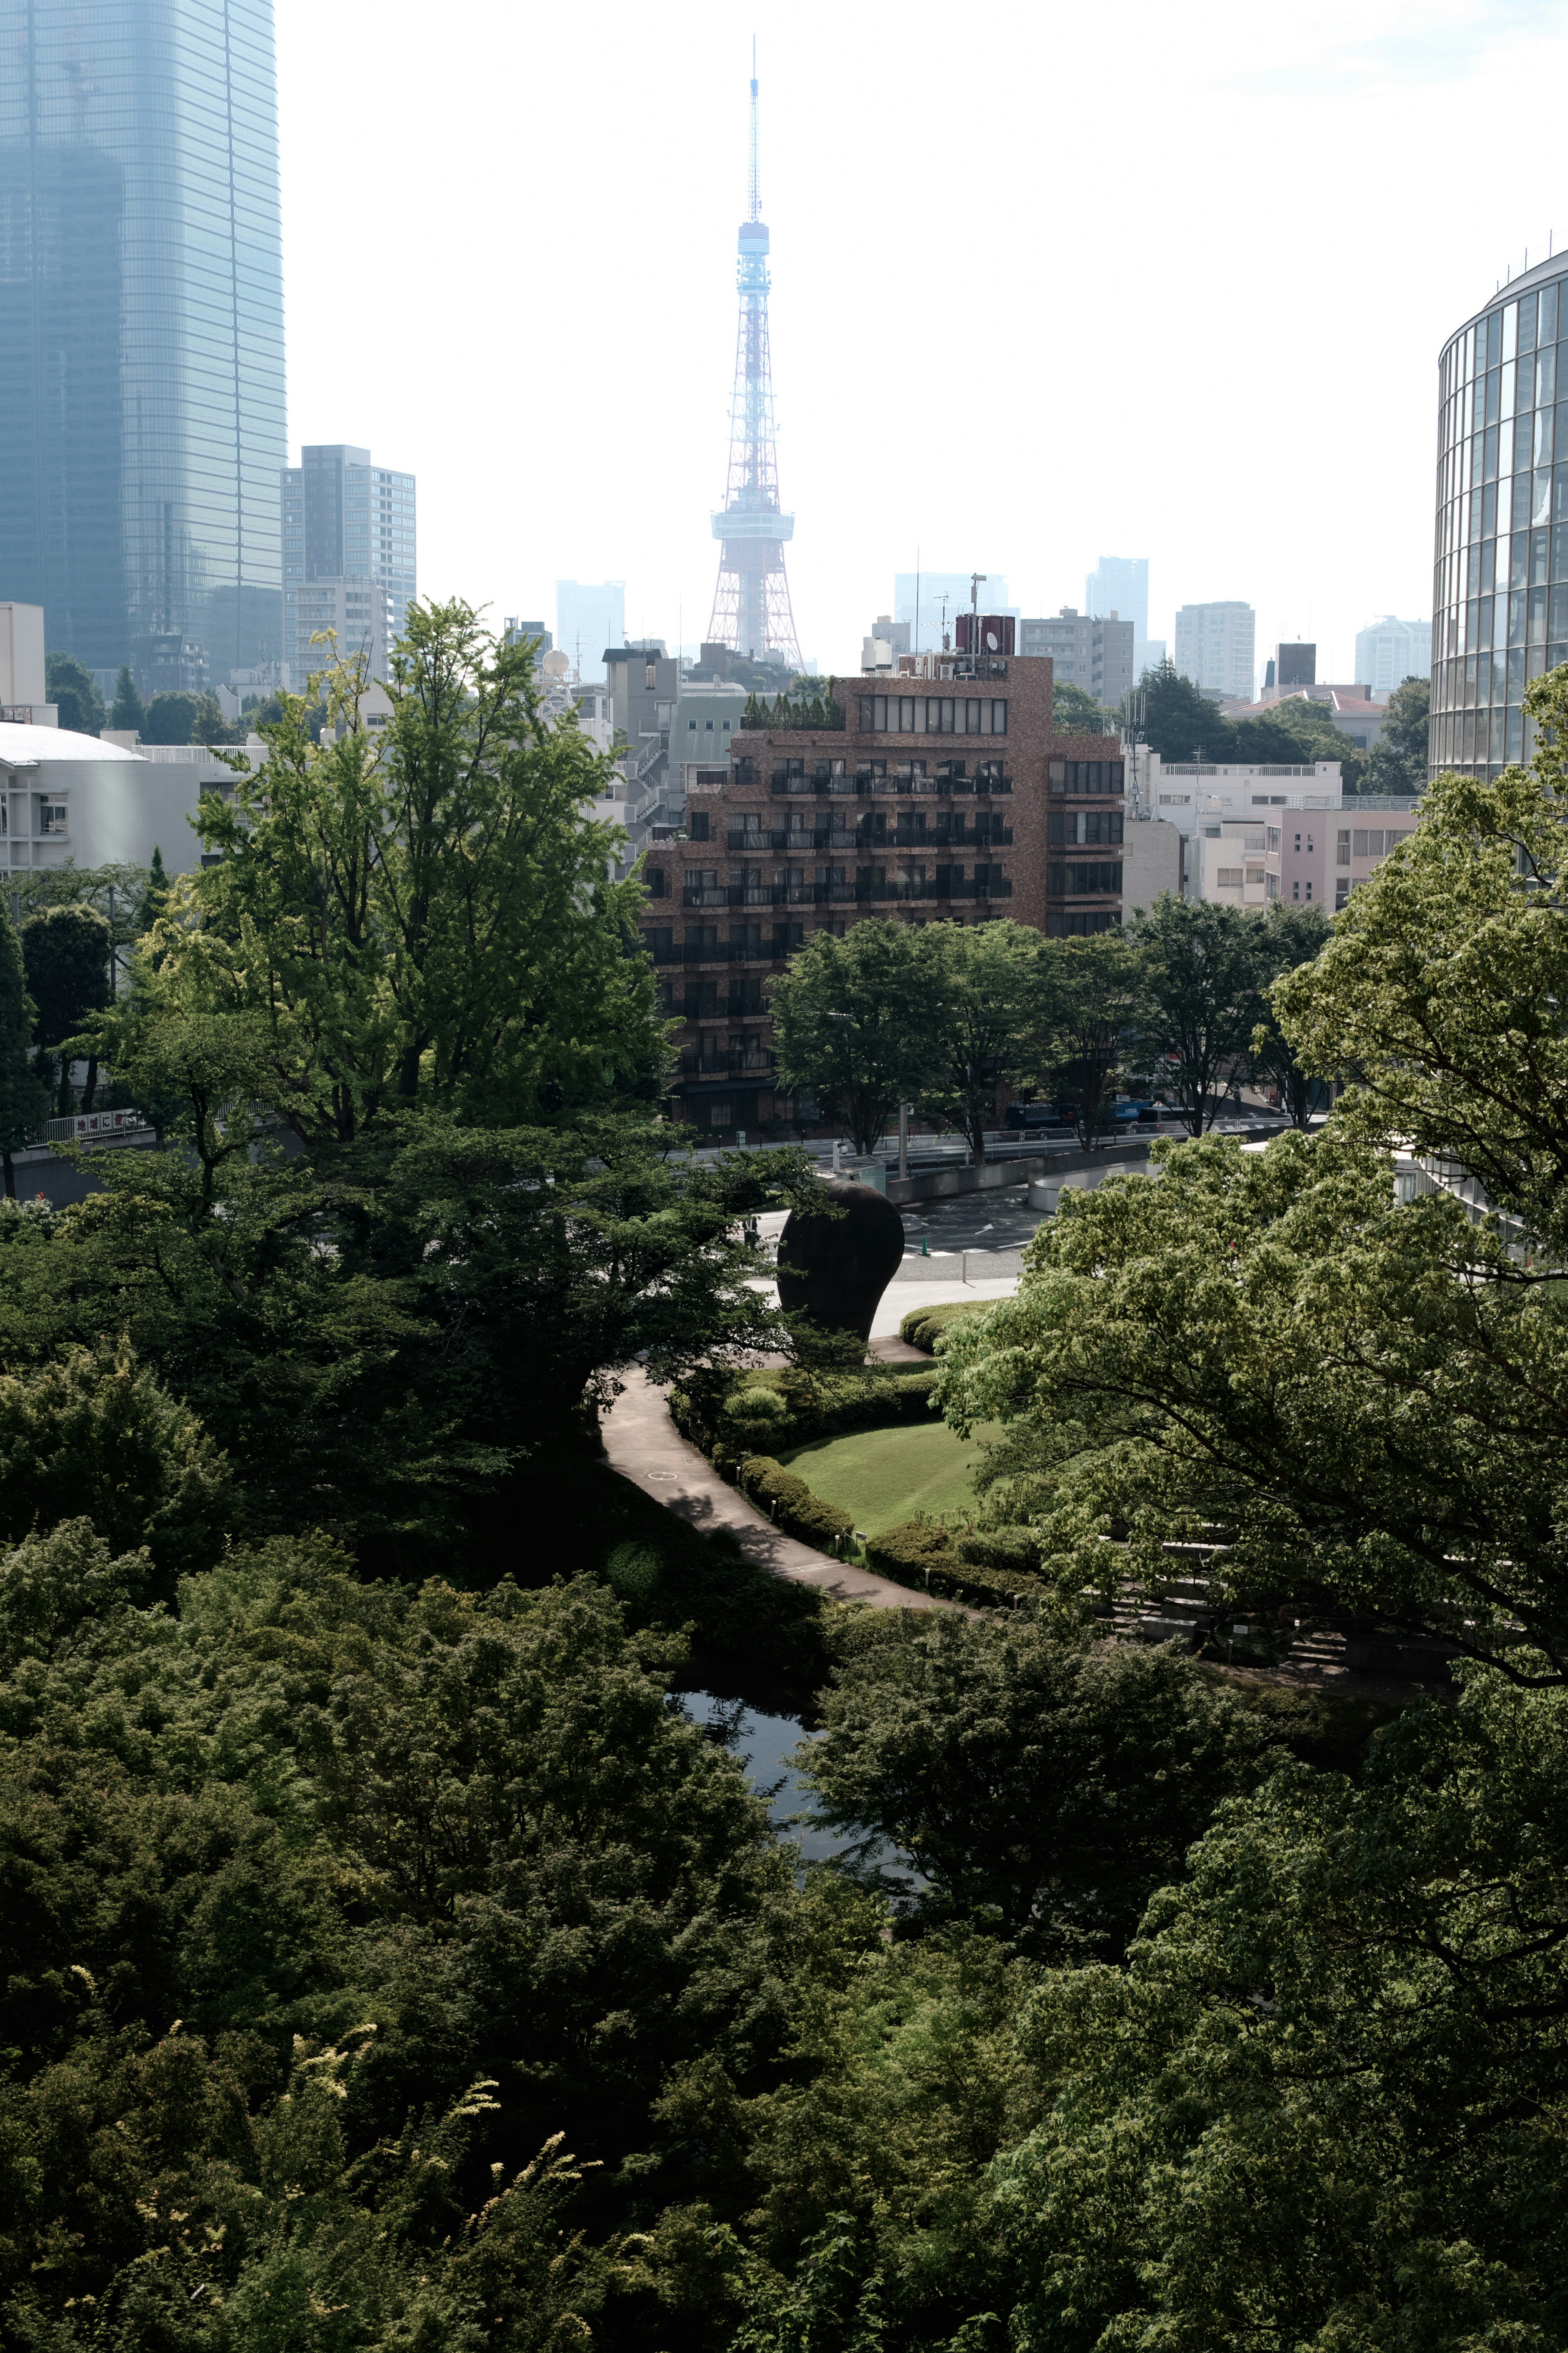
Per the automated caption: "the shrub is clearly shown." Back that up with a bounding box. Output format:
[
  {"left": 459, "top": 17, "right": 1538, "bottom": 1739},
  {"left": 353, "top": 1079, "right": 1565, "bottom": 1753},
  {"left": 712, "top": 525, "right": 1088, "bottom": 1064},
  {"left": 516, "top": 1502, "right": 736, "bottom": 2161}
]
[
  {"left": 957, "top": 1525, "right": 1044, "bottom": 1576},
  {"left": 737, "top": 1454, "right": 854, "bottom": 1550},
  {"left": 0, "top": 1339, "right": 227, "bottom": 1587},
  {"left": 867, "top": 1517, "right": 1047, "bottom": 1607},
  {"left": 677, "top": 1365, "right": 940, "bottom": 1457},
  {"left": 898, "top": 1300, "right": 992, "bottom": 1354}
]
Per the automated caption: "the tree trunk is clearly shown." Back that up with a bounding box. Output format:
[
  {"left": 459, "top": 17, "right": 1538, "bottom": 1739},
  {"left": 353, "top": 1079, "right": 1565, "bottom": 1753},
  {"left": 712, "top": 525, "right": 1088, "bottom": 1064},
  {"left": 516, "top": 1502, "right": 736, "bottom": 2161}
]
[
  {"left": 82, "top": 1055, "right": 98, "bottom": 1112},
  {"left": 2, "top": 1149, "right": 13, "bottom": 1200}
]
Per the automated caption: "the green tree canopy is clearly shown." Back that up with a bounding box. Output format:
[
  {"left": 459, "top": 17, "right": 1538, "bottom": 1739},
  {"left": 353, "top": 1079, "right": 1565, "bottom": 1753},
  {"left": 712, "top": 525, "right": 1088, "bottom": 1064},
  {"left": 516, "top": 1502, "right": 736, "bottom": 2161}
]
[
  {"left": 768, "top": 918, "right": 950, "bottom": 1154},
  {"left": 45, "top": 651, "right": 105, "bottom": 736},
  {"left": 801, "top": 1611, "right": 1267, "bottom": 1958},
  {"left": 109, "top": 661, "right": 145, "bottom": 732},
  {"left": 1121, "top": 658, "right": 1232, "bottom": 761},
  {"left": 916, "top": 919, "right": 1042, "bottom": 1162},
  {"left": 1275, "top": 666, "right": 1568, "bottom": 1256},
  {"left": 150, "top": 604, "right": 665, "bottom": 1141},
  {"left": 1365, "top": 671, "right": 1430, "bottom": 794},
  {"left": 141, "top": 689, "right": 197, "bottom": 744},
  {"left": 0, "top": 901, "right": 48, "bottom": 1191},
  {"left": 995, "top": 1670, "right": 1568, "bottom": 2351},
  {"left": 1048, "top": 679, "right": 1114, "bottom": 735},
  {"left": 1031, "top": 930, "right": 1151, "bottom": 1149},
  {"left": 1247, "top": 898, "right": 1332, "bottom": 1126},
  {"left": 20, "top": 902, "right": 112, "bottom": 1113},
  {"left": 1127, "top": 892, "right": 1265, "bottom": 1133},
  {"left": 938, "top": 1124, "right": 1568, "bottom": 1675}
]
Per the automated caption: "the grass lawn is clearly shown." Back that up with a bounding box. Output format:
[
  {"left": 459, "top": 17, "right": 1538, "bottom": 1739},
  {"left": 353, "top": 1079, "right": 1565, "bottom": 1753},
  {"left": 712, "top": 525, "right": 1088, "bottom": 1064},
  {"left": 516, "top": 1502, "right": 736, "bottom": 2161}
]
[{"left": 778, "top": 1418, "right": 998, "bottom": 1537}]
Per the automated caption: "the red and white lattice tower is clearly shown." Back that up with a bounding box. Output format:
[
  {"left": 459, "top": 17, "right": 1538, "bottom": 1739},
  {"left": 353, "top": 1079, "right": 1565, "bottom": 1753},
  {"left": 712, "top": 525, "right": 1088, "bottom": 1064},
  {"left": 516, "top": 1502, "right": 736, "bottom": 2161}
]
[{"left": 706, "top": 46, "right": 801, "bottom": 669}]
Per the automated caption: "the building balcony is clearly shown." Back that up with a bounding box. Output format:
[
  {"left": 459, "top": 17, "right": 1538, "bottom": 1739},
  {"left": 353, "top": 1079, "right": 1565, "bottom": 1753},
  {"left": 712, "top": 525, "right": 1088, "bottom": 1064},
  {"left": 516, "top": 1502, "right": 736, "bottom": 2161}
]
[
  {"left": 729, "top": 822, "right": 1011, "bottom": 850},
  {"left": 678, "top": 873, "right": 1011, "bottom": 912},
  {"left": 679, "top": 1048, "right": 776, "bottom": 1079},
  {"left": 770, "top": 770, "right": 1012, "bottom": 798}
]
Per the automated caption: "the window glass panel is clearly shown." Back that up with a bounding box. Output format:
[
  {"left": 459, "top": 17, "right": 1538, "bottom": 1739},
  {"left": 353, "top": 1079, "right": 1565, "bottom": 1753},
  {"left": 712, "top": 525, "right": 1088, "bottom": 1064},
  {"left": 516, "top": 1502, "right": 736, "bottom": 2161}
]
[
  {"left": 1512, "top": 533, "right": 1530, "bottom": 591},
  {"left": 1521, "top": 292, "right": 1539, "bottom": 352},
  {"left": 1543, "top": 284, "right": 1559, "bottom": 341},
  {"left": 1537, "top": 410, "right": 1555, "bottom": 469},
  {"left": 1515, "top": 413, "right": 1533, "bottom": 472},
  {"left": 1486, "top": 369, "right": 1501, "bottom": 425},
  {"left": 1503, "top": 302, "right": 1519, "bottom": 363},
  {"left": 1497, "top": 476, "right": 1514, "bottom": 537},
  {"left": 1539, "top": 346, "right": 1557, "bottom": 408},
  {"left": 1536, "top": 466, "right": 1555, "bottom": 527}
]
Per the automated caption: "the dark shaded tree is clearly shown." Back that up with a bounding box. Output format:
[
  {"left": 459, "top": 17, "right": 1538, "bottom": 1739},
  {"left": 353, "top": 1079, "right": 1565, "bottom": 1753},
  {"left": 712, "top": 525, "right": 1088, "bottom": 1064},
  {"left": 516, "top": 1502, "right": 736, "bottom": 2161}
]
[
  {"left": 109, "top": 661, "right": 145, "bottom": 732},
  {"left": 20, "top": 903, "right": 112, "bottom": 1113},
  {"left": 44, "top": 651, "right": 105, "bottom": 735},
  {"left": 0, "top": 901, "right": 49, "bottom": 1193},
  {"left": 1248, "top": 899, "right": 1332, "bottom": 1126}
]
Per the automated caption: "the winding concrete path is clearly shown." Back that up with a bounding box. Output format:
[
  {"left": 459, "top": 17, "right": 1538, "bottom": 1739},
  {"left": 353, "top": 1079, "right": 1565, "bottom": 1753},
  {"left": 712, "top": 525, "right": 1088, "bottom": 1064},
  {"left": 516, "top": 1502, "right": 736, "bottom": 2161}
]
[{"left": 601, "top": 1367, "right": 947, "bottom": 1612}]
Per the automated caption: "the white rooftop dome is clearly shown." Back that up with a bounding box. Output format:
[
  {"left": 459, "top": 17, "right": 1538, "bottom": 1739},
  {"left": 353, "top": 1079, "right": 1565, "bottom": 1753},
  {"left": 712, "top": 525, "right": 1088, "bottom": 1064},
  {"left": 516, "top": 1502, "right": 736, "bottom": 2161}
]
[{"left": 0, "top": 724, "right": 147, "bottom": 767}]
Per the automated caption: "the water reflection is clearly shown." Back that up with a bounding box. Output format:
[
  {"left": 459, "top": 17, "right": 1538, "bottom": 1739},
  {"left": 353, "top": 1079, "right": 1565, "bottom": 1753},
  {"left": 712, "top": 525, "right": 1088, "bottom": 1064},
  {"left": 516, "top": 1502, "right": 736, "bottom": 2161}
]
[
  {"left": 681, "top": 1691, "right": 920, "bottom": 1894},
  {"left": 682, "top": 1691, "right": 843, "bottom": 1861}
]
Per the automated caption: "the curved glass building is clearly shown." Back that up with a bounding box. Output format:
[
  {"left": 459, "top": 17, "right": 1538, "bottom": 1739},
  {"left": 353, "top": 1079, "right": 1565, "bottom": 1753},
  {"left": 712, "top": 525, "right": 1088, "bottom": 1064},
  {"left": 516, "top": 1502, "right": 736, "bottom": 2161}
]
[
  {"left": 0, "top": 0, "right": 285, "bottom": 690},
  {"left": 1432, "top": 260, "right": 1568, "bottom": 776}
]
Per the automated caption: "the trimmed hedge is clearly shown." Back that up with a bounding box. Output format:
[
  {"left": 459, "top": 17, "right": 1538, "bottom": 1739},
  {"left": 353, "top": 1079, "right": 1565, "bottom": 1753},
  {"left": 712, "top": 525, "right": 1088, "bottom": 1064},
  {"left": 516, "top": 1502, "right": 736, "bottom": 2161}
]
[
  {"left": 673, "top": 1364, "right": 941, "bottom": 1458},
  {"left": 898, "top": 1299, "right": 993, "bottom": 1354},
  {"left": 864, "top": 1516, "right": 1047, "bottom": 1608},
  {"left": 738, "top": 1454, "right": 855, "bottom": 1550}
]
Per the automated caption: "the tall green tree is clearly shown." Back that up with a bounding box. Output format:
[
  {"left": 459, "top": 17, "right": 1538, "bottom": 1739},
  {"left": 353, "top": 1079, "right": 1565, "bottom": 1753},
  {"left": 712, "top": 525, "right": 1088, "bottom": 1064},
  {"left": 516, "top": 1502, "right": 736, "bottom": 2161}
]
[
  {"left": 937, "top": 1124, "right": 1568, "bottom": 1675},
  {"left": 1127, "top": 892, "right": 1265, "bottom": 1133},
  {"left": 44, "top": 651, "right": 105, "bottom": 736},
  {"left": 20, "top": 904, "right": 112, "bottom": 1113},
  {"left": 1247, "top": 899, "right": 1332, "bottom": 1126},
  {"left": 917, "top": 920, "right": 1042, "bottom": 1163},
  {"left": 801, "top": 1610, "right": 1267, "bottom": 1958},
  {"left": 1049, "top": 679, "right": 1114, "bottom": 736},
  {"left": 1276, "top": 667, "right": 1568, "bottom": 1255},
  {"left": 109, "top": 662, "right": 145, "bottom": 732},
  {"left": 1364, "top": 671, "right": 1430, "bottom": 794},
  {"left": 994, "top": 1672, "right": 1568, "bottom": 2352},
  {"left": 0, "top": 903, "right": 49, "bottom": 1194},
  {"left": 769, "top": 918, "right": 950, "bottom": 1155},
  {"left": 141, "top": 690, "right": 197, "bottom": 745},
  {"left": 1120, "top": 658, "right": 1232, "bottom": 761},
  {"left": 154, "top": 605, "right": 665, "bottom": 1142},
  {"left": 1031, "top": 931, "right": 1150, "bottom": 1149}
]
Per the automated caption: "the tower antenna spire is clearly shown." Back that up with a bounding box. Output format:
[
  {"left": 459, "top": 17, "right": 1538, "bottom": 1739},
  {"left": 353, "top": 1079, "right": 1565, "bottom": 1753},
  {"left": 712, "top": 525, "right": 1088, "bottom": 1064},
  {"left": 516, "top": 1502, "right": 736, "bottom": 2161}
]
[
  {"left": 749, "top": 36, "right": 760, "bottom": 224},
  {"left": 706, "top": 40, "right": 802, "bottom": 670}
]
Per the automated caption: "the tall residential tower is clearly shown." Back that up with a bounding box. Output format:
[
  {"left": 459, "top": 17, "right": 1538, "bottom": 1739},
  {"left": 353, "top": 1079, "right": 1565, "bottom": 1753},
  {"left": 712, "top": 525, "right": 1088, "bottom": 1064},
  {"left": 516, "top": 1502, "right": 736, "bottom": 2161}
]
[
  {"left": 0, "top": 0, "right": 286, "bottom": 692},
  {"left": 281, "top": 446, "right": 416, "bottom": 689},
  {"left": 706, "top": 48, "right": 800, "bottom": 669}
]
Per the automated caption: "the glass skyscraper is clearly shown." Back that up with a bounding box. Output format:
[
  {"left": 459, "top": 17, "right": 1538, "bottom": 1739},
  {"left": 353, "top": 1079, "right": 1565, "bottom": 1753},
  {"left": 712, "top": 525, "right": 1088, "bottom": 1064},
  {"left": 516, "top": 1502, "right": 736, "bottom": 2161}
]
[
  {"left": 1432, "top": 262, "right": 1568, "bottom": 776},
  {"left": 0, "top": 0, "right": 285, "bottom": 689}
]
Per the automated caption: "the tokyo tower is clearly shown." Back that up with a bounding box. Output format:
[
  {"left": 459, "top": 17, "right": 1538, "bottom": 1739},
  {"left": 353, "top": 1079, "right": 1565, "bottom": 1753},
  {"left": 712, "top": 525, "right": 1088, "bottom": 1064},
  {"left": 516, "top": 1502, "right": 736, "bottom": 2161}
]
[{"left": 706, "top": 44, "right": 801, "bottom": 669}]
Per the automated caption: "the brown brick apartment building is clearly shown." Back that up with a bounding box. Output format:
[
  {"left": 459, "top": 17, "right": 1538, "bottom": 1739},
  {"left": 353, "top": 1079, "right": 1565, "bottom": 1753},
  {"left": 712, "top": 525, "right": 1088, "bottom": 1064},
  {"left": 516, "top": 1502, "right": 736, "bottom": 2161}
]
[{"left": 639, "top": 650, "right": 1123, "bottom": 1134}]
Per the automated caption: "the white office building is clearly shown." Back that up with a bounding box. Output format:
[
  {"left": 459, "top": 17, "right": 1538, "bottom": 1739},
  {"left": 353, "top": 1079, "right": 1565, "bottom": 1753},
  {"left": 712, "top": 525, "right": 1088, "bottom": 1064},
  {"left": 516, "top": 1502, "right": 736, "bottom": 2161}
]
[
  {"left": 281, "top": 446, "right": 416, "bottom": 691},
  {"left": 1354, "top": 615, "right": 1431, "bottom": 699},
  {"left": 1174, "top": 601, "right": 1256, "bottom": 701},
  {"left": 0, "top": 721, "right": 267, "bottom": 881}
]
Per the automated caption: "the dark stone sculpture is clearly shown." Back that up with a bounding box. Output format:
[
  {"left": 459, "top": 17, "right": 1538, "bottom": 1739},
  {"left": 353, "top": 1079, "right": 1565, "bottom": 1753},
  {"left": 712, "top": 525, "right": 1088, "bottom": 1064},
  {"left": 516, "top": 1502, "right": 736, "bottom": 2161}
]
[{"left": 777, "top": 1178, "right": 906, "bottom": 1345}]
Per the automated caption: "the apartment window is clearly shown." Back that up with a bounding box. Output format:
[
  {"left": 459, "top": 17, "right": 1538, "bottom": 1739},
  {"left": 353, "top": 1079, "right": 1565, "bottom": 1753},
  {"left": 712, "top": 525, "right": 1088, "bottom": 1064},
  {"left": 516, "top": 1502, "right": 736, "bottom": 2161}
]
[
  {"left": 858, "top": 695, "right": 1007, "bottom": 735},
  {"left": 645, "top": 664, "right": 657, "bottom": 689},
  {"left": 1336, "top": 830, "right": 1351, "bottom": 866},
  {"left": 1217, "top": 868, "right": 1244, "bottom": 887},
  {"left": 1305, "top": 880, "right": 1313, "bottom": 900},
  {"left": 1048, "top": 761, "right": 1125, "bottom": 795},
  {"left": 687, "top": 810, "right": 710, "bottom": 842},
  {"left": 1292, "top": 879, "right": 1300, "bottom": 900},
  {"left": 1335, "top": 880, "right": 1350, "bottom": 909},
  {"left": 1047, "top": 861, "right": 1122, "bottom": 896}
]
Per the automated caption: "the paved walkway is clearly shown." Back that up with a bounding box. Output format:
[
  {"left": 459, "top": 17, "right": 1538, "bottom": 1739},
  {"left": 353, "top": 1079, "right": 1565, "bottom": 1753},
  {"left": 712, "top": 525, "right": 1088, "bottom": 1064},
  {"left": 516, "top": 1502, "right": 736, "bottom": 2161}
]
[{"left": 601, "top": 1367, "right": 947, "bottom": 1612}]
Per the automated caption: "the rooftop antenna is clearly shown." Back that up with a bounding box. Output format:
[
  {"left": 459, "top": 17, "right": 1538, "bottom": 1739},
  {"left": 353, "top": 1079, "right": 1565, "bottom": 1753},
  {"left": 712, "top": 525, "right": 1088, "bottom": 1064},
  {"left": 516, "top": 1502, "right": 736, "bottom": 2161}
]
[{"left": 748, "top": 35, "right": 760, "bottom": 225}]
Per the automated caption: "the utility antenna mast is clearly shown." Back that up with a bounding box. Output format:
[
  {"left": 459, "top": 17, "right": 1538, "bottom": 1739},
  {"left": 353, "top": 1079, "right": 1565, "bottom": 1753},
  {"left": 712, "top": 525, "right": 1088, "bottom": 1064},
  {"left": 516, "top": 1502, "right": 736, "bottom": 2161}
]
[{"left": 706, "top": 40, "right": 801, "bottom": 669}]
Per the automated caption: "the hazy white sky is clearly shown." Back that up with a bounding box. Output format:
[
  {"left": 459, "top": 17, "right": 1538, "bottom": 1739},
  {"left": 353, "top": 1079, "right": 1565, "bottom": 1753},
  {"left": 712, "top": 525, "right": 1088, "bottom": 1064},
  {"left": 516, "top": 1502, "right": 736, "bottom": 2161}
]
[{"left": 277, "top": 0, "right": 1568, "bottom": 684}]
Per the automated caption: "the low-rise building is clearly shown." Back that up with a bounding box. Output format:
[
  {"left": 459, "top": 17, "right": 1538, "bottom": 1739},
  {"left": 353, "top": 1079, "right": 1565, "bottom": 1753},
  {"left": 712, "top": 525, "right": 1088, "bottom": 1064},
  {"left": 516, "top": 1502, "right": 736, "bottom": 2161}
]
[
  {"left": 0, "top": 722, "right": 267, "bottom": 880},
  {"left": 638, "top": 651, "right": 1124, "bottom": 1133}
]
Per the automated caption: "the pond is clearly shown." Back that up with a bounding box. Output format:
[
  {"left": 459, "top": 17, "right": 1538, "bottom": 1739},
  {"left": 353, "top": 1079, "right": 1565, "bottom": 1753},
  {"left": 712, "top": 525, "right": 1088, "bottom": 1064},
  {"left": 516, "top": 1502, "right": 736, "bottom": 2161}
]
[{"left": 679, "top": 1689, "right": 920, "bottom": 1891}]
